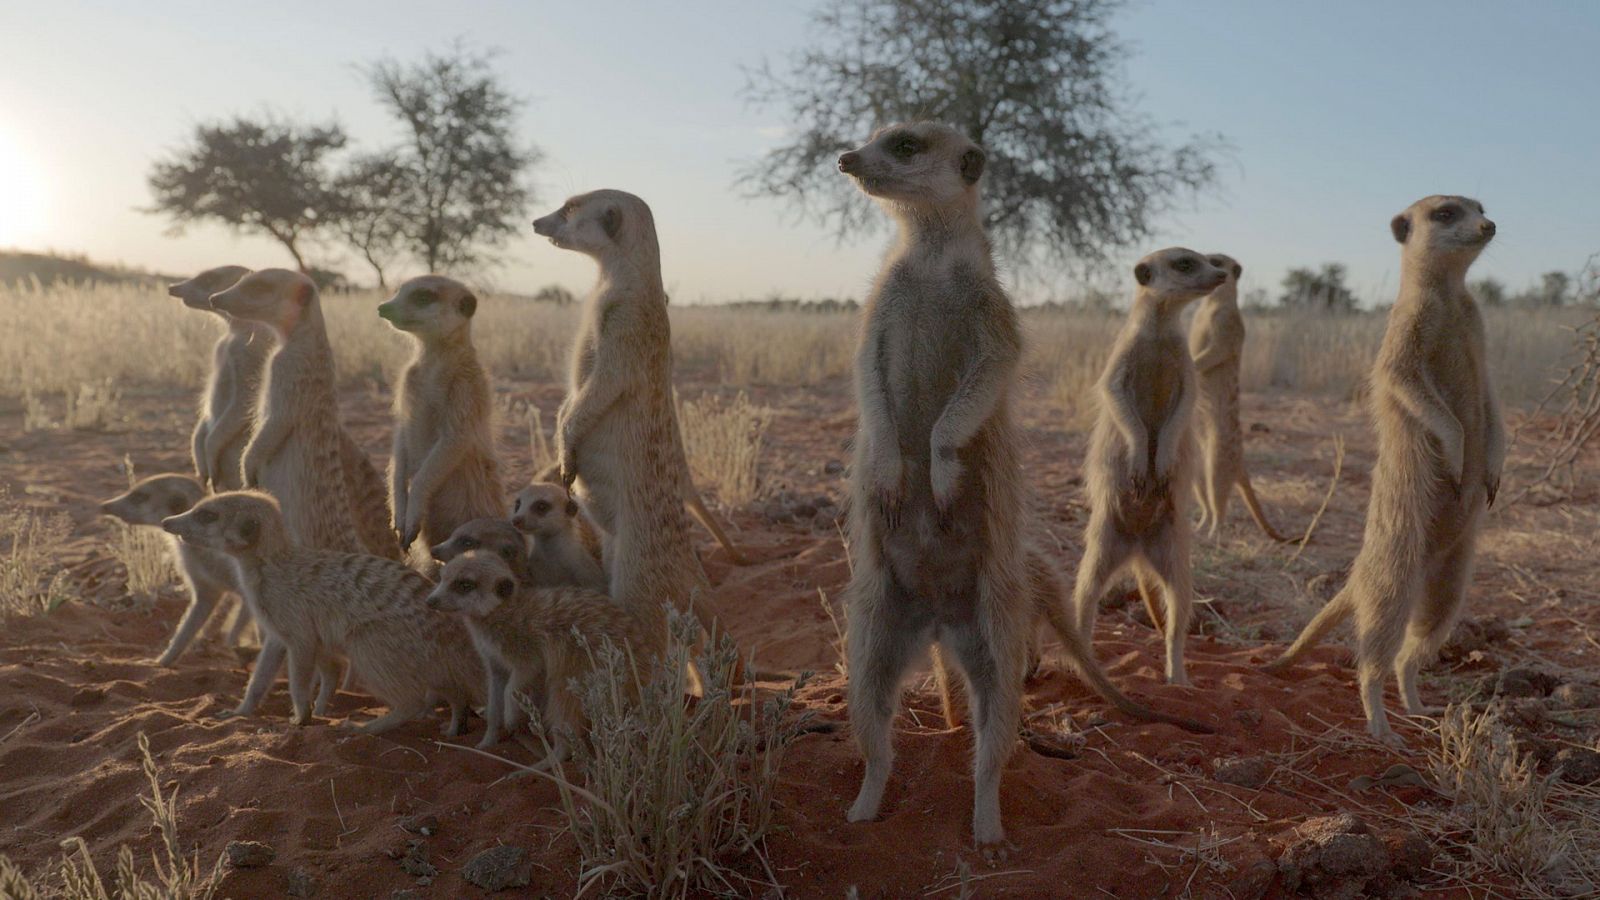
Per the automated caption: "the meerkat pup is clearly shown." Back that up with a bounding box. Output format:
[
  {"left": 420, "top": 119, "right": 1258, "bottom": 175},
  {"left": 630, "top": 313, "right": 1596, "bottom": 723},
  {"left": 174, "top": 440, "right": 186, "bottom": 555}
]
[
  {"left": 531, "top": 460, "right": 744, "bottom": 564},
  {"left": 834, "top": 122, "right": 1049, "bottom": 849},
  {"left": 164, "top": 491, "right": 482, "bottom": 734},
  {"left": 99, "top": 474, "right": 246, "bottom": 664},
  {"left": 1072, "top": 249, "right": 1227, "bottom": 687},
  {"left": 531, "top": 190, "right": 722, "bottom": 650},
  {"left": 379, "top": 275, "right": 505, "bottom": 563},
  {"left": 1265, "top": 196, "right": 1503, "bottom": 744},
  {"left": 169, "top": 265, "right": 266, "bottom": 492},
  {"left": 509, "top": 482, "right": 607, "bottom": 592},
  {"left": 1188, "top": 254, "right": 1291, "bottom": 541},
  {"left": 428, "top": 551, "right": 651, "bottom": 759}
]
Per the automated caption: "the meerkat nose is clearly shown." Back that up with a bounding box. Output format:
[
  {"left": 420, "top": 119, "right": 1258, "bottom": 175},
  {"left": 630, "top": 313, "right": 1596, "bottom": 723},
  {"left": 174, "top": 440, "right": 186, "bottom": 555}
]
[
  {"left": 1480, "top": 220, "right": 1496, "bottom": 237},
  {"left": 838, "top": 151, "right": 861, "bottom": 174}
]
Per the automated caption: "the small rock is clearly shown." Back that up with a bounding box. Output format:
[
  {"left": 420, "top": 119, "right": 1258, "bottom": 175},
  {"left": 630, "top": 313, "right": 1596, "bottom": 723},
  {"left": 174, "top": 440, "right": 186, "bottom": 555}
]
[
  {"left": 1214, "top": 755, "right": 1271, "bottom": 790},
  {"left": 761, "top": 502, "right": 792, "bottom": 524},
  {"left": 1496, "top": 666, "right": 1560, "bottom": 699},
  {"left": 400, "top": 841, "right": 438, "bottom": 878},
  {"left": 400, "top": 813, "right": 439, "bottom": 836},
  {"left": 1501, "top": 697, "right": 1547, "bottom": 730},
  {"left": 1276, "top": 813, "right": 1389, "bottom": 900},
  {"left": 1249, "top": 422, "right": 1270, "bottom": 433},
  {"left": 823, "top": 459, "right": 845, "bottom": 476},
  {"left": 225, "top": 840, "right": 275, "bottom": 869},
  {"left": 1227, "top": 858, "right": 1277, "bottom": 900},
  {"left": 1550, "top": 682, "right": 1600, "bottom": 710},
  {"left": 1437, "top": 616, "right": 1511, "bottom": 664},
  {"left": 284, "top": 868, "right": 317, "bottom": 897},
  {"left": 1556, "top": 748, "right": 1600, "bottom": 785},
  {"left": 462, "top": 845, "right": 533, "bottom": 892},
  {"left": 1383, "top": 830, "right": 1433, "bottom": 882},
  {"left": 1234, "top": 708, "right": 1263, "bottom": 728}
]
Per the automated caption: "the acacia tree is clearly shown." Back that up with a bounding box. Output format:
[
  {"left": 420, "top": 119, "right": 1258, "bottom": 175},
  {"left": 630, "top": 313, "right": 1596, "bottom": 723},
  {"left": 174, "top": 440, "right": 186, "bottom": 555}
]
[
  {"left": 1279, "top": 264, "right": 1358, "bottom": 313},
  {"left": 365, "top": 46, "right": 539, "bottom": 273},
  {"left": 330, "top": 151, "right": 411, "bottom": 289},
  {"left": 739, "top": 0, "right": 1224, "bottom": 274},
  {"left": 147, "top": 116, "right": 345, "bottom": 271}
]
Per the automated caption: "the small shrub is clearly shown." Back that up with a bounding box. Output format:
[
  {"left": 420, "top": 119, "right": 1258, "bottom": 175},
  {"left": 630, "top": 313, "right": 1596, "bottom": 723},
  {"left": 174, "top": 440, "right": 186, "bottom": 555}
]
[
  {"left": 678, "top": 391, "right": 774, "bottom": 508},
  {"left": 0, "top": 487, "right": 74, "bottom": 616}
]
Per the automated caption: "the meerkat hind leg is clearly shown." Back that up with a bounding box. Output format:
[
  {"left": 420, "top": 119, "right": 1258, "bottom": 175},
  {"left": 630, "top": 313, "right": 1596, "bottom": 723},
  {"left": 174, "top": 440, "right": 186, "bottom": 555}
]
[
  {"left": 846, "top": 575, "right": 923, "bottom": 825},
  {"left": 1142, "top": 533, "right": 1194, "bottom": 687},
  {"left": 223, "top": 636, "right": 286, "bottom": 718},
  {"left": 942, "top": 612, "right": 1024, "bottom": 850},
  {"left": 1071, "top": 524, "right": 1133, "bottom": 644},
  {"left": 1397, "top": 534, "right": 1477, "bottom": 716},
  {"left": 312, "top": 655, "right": 340, "bottom": 717},
  {"left": 156, "top": 580, "right": 224, "bottom": 666},
  {"left": 1353, "top": 580, "right": 1415, "bottom": 745},
  {"left": 349, "top": 699, "right": 429, "bottom": 735},
  {"left": 1133, "top": 566, "right": 1166, "bottom": 632},
  {"left": 285, "top": 647, "right": 317, "bottom": 725}
]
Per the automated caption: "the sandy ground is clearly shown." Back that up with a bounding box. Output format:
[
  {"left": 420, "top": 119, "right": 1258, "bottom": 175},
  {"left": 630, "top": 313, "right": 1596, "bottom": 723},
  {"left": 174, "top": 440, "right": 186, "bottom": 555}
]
[{"left": 2, "top": 369, "right": 1598, "bottom": 898}]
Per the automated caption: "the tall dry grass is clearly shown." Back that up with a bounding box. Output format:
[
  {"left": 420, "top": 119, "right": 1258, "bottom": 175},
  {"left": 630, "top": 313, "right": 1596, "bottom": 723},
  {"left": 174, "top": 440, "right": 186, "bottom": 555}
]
[
  {"left": 0, "top": 487, "right": 74, "bottom": 617},
  {"left": 678, "top": 390, "right": 775, "bottom": 507}
]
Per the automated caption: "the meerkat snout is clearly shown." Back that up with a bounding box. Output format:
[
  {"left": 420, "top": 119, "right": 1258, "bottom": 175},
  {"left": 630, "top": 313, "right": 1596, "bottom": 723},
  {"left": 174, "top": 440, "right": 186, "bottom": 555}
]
[{"left": 837, "top": 151, "right": 861, "bottom": 174}]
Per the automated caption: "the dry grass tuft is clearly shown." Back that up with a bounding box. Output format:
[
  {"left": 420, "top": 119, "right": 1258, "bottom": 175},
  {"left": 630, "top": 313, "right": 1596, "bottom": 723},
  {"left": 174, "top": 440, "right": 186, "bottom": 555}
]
[
  {"left": 678, "top": 390, "right": 774, "bottom": 508},
  {"left": 532, "top": 614, "right": 812, "bottom": 898},
  {"left": 106, "top": 457, "right": 178, "bottom": 603},
  {"left": 0, "top": 732, "right": 223, "bottom": 899},
  {"left": 0, "top": 486, "right": 74, "bottom": 617}
]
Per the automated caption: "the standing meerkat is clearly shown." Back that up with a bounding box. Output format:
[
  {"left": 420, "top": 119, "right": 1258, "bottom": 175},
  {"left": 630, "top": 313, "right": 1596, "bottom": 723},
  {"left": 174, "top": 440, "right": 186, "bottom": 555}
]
[
  {"left": 378, "top": 275, "right": 505, "bottom": 562},
  {"left": 509, "top": 482, "right": 608, "bottom": 592},
  {"left": 531, "top": 190, "right": 721, "bottom": 647},
  {"left": 428, "top": 551, "right": 652, "bottom": 760},
  {"left": 1265, "top": 196, "right": 1503, "bottom": 744},
  {"left": 1072, "top": 249, "right": 1229, "bottom": 688},
  {"left": 1188, "top": 254, "right": 1292, "bottom": 541},
  {"left": 99, "top": 474, "right": 247, "bottom": 664},
  {"left": 168, "top": 265, "right": 266, "bottom": 491},
  {"left": 164, "top": 491, "right": 482, "bottom": 734},
  {"left": 833, "top": 122, "right": 1194, "bottom": 849}
]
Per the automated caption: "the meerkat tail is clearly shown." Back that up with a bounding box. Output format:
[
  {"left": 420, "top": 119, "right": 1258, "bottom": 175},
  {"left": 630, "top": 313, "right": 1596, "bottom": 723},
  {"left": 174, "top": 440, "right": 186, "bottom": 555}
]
[
  {"left": 1234, "top": 474, "right": 1292, "bottom": 543},
  {"left": 931, "top": 645, "right": 964, "bottom": 729},
  {"left": 1263, "top": 586, "right": 1353, "bottom": 672},
  {"left": 1135, "top": 570, "right": 1166, "bottom": 631},
  {"left": 684, "top": 489, "right": 747, "bottom": 564},
  {"left": 1039, "top": 597, "right": 1213, "bottom": 734}
]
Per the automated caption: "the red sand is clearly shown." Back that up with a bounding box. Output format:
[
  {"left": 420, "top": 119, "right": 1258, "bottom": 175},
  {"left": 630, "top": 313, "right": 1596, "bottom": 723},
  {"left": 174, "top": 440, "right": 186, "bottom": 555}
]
[{"left": 2, "top": 379, "right": 1594, "bottom": 897}]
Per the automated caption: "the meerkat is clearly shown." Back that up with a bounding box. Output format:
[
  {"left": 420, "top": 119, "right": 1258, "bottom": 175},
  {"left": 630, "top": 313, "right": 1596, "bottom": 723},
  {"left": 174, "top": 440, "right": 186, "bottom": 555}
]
[
  {"left": 168, "top": 265, "right": 266, "bottom": 492},
  {"left": 1264, "top": 196, "right": 1503, "bottom": 744},
  {"left": 531, "top": 457, "right": 746, "bottom": 564},
  {"left": 378, "top": 275, "right": 505, "bottom": 564},
  {"left": 428, "top": 551, "right": 651, "bottom": 759},
  {"left": 509, "top": 482, "right": 607, "bottom": 591},
  {"left": 430, "top": 516, "right": 546, "bottom": 746},
  {"left": 835, "top": 122, "right": 1166, "bottom": 849},
  {"left": 531, "top": 190, "right": 724, "bottom": 651},
  {"left": 163, "top": 491, "right": 482, "bottom": 734},
  {"left": 1071, "top": 249, "right": 1227, "bottom": 688},
  {"left": 1188, "top": 254, "right": 1291, "bottom": 542},
  {"left": 99, "top": 474, "right": 248, "bottom": 664}
]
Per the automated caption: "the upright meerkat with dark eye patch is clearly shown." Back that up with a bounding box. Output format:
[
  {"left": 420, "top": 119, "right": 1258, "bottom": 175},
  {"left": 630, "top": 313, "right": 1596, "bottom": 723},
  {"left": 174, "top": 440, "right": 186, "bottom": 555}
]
[
  {"left": 510, "top": 481, "right": 607, "bottom": 591},
  {"left": 169, "top": 265, "right": 266, "bottom": 492},
  {"left": 1265, "top": 196, "right": 1503, "bottom": 744},
  {"left": 99, "top": 474, "right": 246, "bottom": 664},
  {"left": 378, "top": 275, "right": 505, "bottom": 564},
  {"left": 1188, "top": 254, "right": 1291, "bottom": 542},
  {"left": 531, "top": 190, "right": 723, "bottom": 650},
  {"left": 164, "top": 491, "right": 482, "bottom": 734},
  {"left": 1072, "top": 248, "right": 1229, "bottom": 688},
  {"left": 834, "top": 123, "right": 1207, "bottom": 851}
]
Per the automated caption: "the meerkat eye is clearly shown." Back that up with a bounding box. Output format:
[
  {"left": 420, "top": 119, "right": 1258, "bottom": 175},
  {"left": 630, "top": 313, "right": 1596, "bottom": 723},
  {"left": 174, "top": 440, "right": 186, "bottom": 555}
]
[
  {"left": 560, "top": 202, "right": 577, "bottom": 219},
  {"left": 412, "top": 289, "right": 436, "bottom": 306},
  {"left": 889, "top": 134, "right": 920, "bottom": 158},
  {"left": 128, "top": 491, "right": 146, "bottom": 503},
  {"left": 1431, "top": 207, "right": 1456, "bottom": 223},
  {"left": 532, "top": 500, "right": 551, "bottom": 515},
  {"left": 453, "top": 579, "right": 476, "bottom": 594},
  {"left": 460, "top": 537, "right": 478, "bottom": 549},
  {"left": 193, "top": 509, "right": 218, "bottom": 525},
  {"left": 1175, "top": 258, "right": 1195, "bottom": 273}
]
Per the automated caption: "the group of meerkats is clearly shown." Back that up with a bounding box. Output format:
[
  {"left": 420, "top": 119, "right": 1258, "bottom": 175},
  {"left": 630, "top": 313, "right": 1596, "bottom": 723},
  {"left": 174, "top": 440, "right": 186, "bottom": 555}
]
[{"left": 94, "top": 120, "right": 1501, "bottom": 851}]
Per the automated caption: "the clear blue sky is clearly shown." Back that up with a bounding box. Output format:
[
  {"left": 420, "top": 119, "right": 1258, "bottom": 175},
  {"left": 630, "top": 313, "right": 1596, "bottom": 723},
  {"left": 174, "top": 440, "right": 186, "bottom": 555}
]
[{"left": 1, "top": 1, "right": 1596, "bottom": 304}]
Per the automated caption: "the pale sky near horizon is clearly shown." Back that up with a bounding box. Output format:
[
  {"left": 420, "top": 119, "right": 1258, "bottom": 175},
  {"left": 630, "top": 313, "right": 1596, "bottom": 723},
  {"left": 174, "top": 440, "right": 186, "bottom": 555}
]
[{"left": 0, "top": 1, "right": 1596, "bottom": 305}]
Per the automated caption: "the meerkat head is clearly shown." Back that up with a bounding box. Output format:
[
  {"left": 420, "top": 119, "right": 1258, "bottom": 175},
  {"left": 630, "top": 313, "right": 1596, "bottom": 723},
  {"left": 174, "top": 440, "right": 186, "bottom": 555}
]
[
  {"left": 509, "top": 482, "right": 580, "bottom": 538},
  {"left": 427, "top": 551, "right": 517, "bottom": 615},
  {"left": 837, "top": 122, "right": 986, "bottom": 214},
  {"left": 1204, "top": 254, "right": 1243, "bottom": 288},
  {"left": 377, "top": 275, "right": 478, "bottom": 339},
  {"left": 1133, "top": 248, "right": 1229, "bottom": 308},
  {"left": 430, "top": 517, "right": 527, "bottom": 571},
  {"left": 99, "top": 474, "right": 205, "bottom": 526},
  {"left": 162, "top": 490, "right": 282, "bottom": 557},
  {"left": 531, "top": 189, "right": 658, "bottom": 260},
  {"left": 1390, "top": 195, "right": 1495, "bottom": 269},
  {"left": 208, "top": 268, "right": 317, "bottom": 336},
  {"left": 168, "top": 266, "right": 251, "bottom": 312}
]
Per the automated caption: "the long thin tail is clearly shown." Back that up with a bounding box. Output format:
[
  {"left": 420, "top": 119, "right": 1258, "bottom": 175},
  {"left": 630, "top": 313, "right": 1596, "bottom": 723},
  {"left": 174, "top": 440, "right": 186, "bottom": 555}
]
[
  {"left": 684, "top": 487, "right": 748, "bottom": 565},
  {"left": 932, "top": 646, "right": 964, "bottom": 728},
  {"left": 1235, "top": 471, "right": 1292, "bottom": 543},
  {"left": 1262, "top": 586, "right": 1353, "bottom": 673},
  {"left": 1038, "top": 595, "right": 1214, "bottom": 734}
]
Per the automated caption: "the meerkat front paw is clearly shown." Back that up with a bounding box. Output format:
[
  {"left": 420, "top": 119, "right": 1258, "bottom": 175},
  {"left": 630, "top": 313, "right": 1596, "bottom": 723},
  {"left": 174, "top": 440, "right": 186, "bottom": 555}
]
[
  {"left": 1485, "top": 473, "right": 1501, "bottom": 508},
  {"left": 400, "top": 510, "right": 423, "bottom": 551},
  {"left": 864, "top": 449, "right": 904, "bottom": 527},
  {"left": 929, "top": 446, "right": 964, "bottom": 526}
]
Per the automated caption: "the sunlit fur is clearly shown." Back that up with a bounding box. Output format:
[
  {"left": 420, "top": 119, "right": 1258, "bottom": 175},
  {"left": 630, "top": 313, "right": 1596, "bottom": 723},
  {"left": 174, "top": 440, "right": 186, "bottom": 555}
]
[{"left": 510, "top": 482, "right": 608, "bottom": 592}]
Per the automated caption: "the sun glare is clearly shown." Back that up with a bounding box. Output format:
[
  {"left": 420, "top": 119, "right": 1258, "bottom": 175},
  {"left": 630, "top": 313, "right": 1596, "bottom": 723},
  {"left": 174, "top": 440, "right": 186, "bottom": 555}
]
[{"left": 0, "top": 125, "right": 50, "bottom": 247}]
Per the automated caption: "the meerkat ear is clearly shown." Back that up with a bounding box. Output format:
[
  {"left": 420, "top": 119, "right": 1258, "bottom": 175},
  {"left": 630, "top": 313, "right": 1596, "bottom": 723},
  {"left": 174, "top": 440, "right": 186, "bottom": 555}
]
[
  {"left": 1134, "top": 262, "right": 1152, "bottom": 286},
  {"left": 1232, "top": 263, "right": 1243, "bottom": 279},
  {"left": 494, "top": 578, "right": 515, "bottom": 600},
  {"left": 565, "top": 498, "right": 580, "bottom": 518},
  {"left": 226, "top": 514, "right": 260, "bottom": 550},
  {"left": 601, "top": 206, "right": 622, "bottom": 240},
  {"left": 292, "top": 278, "right": 314, "bottom": 307},
  {"left": 458, "top": 292, "right": 477, "bottom": 318},
  {"left": 167, "top": 495, "right": 189, "bottom": 516},
  {"left": 959, "top": 146, "right": 986, "bottom": 184},
  {"left": 1390, "top": 214, "right": 1411, "bottom": 244}
]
